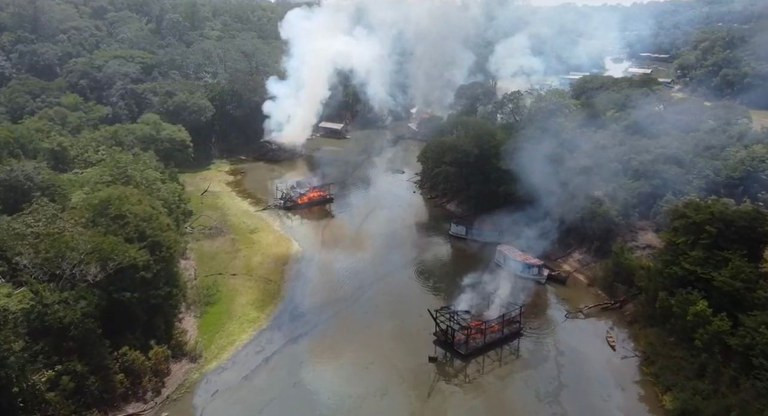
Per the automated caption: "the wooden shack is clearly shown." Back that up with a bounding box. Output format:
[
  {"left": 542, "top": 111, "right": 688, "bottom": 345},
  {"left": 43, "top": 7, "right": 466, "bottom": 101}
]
[{"left": 314, "top": 121, "right": 349, "bottom": 139}]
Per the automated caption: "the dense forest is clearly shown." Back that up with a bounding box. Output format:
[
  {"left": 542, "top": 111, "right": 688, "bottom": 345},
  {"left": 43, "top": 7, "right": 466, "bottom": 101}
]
[
  {"left": 418, "top": 2, "right": 768, "bottom": 414},
  {"left": 0, "top": 0, "right": 289, "bottom": 162},
  {"left": 0, "top": 0, "right": 288, "bottom": 414}
]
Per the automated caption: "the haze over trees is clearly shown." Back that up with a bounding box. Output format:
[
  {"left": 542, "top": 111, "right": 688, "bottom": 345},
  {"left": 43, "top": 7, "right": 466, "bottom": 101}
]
[
  {"left": 420, "top": 79, "right": 768, "bottom": 416},
  {"left": 620, "top": 0, "right": 768, "bottom": 108},
  {"left": 417, "top": 2, "right": 768, "bottom": 414}
]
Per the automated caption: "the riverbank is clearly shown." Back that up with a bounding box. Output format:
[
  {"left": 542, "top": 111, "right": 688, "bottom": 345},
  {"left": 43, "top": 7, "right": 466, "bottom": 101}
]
[
  {"left": 115, "top": 161, "right": 296, "bottom": 416},
  {"left": 182, "top": 161, "right": 295, "bottom": 371}
]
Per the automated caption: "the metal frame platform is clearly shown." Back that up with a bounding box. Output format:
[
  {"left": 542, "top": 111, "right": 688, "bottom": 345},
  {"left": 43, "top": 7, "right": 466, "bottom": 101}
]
[{"left": 428, "top": 305, "right": 523, "bottom": 358}]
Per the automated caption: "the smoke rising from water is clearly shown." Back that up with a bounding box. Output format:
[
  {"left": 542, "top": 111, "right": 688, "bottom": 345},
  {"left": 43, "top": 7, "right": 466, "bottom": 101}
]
[
  {"left": 264, "top": 0, "right": 656, "bottom": 146},
  {"left": 263, "top": 0, "right": 485, "bottom": 145},
  {"left": 454, "top": 267, "right": 535, "bottom": 318},
  {"left": 264, "top": 0, "right": 665, "bottom": 314}
]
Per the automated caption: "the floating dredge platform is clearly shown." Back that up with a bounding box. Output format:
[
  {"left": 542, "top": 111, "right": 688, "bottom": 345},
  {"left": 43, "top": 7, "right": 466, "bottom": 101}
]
[
  {"left": 274, "top": 182, "right": 334, "bottom": 210},
  {"left": 428, "top": 305, "right": 523, "bottom": 358}
]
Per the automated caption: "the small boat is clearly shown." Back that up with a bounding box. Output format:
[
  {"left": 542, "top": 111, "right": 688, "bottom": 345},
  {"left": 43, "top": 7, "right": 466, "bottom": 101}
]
[
  {"left": 605, "top": 331, "right": 617, "bottom": 351},
  {"left": 448, "top": 219, "right": 504, "bottom": 243},
  {"left": 494, "top": 245, "right": 548, "bottom": 284}
]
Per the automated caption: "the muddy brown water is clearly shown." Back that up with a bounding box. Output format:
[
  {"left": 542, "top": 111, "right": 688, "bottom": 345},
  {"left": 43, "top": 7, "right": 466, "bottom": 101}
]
[{"left": 162, "top": 129, "right": 663, "bottom": 416}]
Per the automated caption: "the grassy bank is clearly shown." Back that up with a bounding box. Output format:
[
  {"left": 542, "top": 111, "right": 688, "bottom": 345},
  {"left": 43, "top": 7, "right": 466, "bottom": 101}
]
[{"left": 182, "top": 161, "right": 294, "bottom": 370}]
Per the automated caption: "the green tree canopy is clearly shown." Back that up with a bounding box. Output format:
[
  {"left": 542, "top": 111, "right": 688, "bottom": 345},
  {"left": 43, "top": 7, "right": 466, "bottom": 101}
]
[
  {"left": 418, "top": 117, "right": 519, "bottom": 212},
  {"left": 0, "top": 161, "right": 61, "bottom": 216}
]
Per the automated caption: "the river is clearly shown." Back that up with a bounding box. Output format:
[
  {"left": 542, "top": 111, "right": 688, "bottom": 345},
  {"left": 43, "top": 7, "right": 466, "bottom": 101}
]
[{"left": 163, "top": 128, "right": 662, "bottom": 416}]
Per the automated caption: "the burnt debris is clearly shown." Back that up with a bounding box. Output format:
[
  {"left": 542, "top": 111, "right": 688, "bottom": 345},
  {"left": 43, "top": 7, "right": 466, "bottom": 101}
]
[
  {"left": 428, "top": 305, "right": 523, "bottom": 358},
  {"left": 274, "top": 182, "right": 335, "bottom": 211}
]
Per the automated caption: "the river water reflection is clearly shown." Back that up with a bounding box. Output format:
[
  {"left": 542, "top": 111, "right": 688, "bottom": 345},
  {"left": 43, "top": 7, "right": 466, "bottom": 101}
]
[{"left": 168, "top": 129, "right": 662, "bottom": 416}]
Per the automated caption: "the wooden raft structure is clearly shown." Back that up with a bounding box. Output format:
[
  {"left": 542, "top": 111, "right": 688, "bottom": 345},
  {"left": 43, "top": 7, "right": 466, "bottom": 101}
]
[
  {"left": 428, "top": 305, "right": 523, "bottom": 358},
  {"left": 270, "top": 182, "right": 335, "bottom": 211}
]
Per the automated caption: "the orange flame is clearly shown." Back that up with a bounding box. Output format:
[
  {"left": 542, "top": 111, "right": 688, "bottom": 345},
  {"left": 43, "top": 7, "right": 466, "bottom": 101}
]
[
  {"left": 455, "top": 318, "right": 517, "bottom": 344},
  {"left": 296, "top": 188, "right": 330, "bottom": 205}
]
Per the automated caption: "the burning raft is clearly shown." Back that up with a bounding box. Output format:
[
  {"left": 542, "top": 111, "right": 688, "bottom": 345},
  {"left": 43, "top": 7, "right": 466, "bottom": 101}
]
[
  {"left": 428, "top": 305, "right": 523, "bottom": 357},
  {"left": 274, "top": 182, "right": 334, "bottom": 210}
]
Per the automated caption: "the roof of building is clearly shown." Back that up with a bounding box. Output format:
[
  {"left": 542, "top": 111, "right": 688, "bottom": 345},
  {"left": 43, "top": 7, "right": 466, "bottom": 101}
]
[
  {"left": 318, "top": 121, "right": 345, "bottom": 130},
  {"left": 627, "top": 67, "right": 654, "bottom": 75},
  {"left": 496, "top": 245, "right": 544, "bottom": 266}
]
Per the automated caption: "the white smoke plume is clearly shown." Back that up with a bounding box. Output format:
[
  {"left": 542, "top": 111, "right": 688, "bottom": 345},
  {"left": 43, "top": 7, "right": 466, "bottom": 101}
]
[
  {"left": 454, "top": 267, "right": 535, "bottom": 318},
  {"left": 264, "top": 0, "right": 663, "bottom": 315},
  {"left": 264, "top": 0, "right": 486, "bottom": 145},
  {"left": 263, "top": 0, "right": 659, "bottom": 146}
]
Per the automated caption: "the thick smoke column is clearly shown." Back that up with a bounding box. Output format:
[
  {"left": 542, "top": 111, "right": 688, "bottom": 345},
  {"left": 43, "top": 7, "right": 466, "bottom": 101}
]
[
  {"left": 263, "top": 0, "right": 654, "bottom": 146},
  {"left": 263, "top": 0, "right": 485, "bottom": 145},
  {"left": 455, "top": 268, "right": 535, "bottom": 318},
  {"left": 262, "top": 3, "right": 391, "bottom": 146}
]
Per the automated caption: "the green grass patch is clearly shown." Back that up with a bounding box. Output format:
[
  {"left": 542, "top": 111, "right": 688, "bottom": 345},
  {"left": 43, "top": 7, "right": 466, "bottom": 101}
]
[{"left": 182, "top": 162, "right": 294, "bottom": 370}]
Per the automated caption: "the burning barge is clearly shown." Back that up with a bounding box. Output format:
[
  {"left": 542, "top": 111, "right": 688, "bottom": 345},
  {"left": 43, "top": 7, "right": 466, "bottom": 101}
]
[
  {"left": 274, "top": 182, "right": 334, "bottom": 210},
  {"left": 428, "top": 305, "right": 523, "bottom": 358}
]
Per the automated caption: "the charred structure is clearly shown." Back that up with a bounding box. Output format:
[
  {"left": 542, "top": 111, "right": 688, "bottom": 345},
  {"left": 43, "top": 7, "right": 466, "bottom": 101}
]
[
  {"left": 428, "top": 305, "right": 523, "bottom": 357},
  {"left": 274, "top": 182, "right": 335, "bottom": 210}
]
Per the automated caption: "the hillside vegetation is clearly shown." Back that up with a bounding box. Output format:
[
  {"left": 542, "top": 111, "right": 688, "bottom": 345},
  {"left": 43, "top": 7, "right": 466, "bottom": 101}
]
[{"left": 0, "top": 1, "right": 287, "bottom": 414}]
